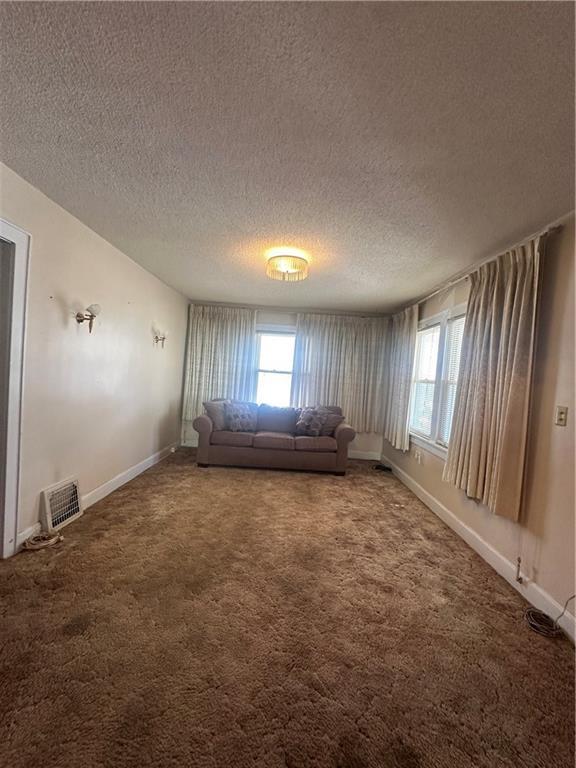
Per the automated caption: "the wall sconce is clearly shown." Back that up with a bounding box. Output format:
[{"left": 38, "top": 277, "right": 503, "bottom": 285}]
[
  {"left": 75, "top": 303, "right": 101, "bottom": 333},
  {"left": 153, "top": 331, "right": 167, "bottom": 348}
]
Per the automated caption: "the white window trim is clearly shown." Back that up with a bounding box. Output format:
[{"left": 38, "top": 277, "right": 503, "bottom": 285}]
[
  {"left": 410, "top": 432, "right": 448, "bottom": 459},
  {"left": 409, "top": 302, "right": 467, "bottom": 460}
]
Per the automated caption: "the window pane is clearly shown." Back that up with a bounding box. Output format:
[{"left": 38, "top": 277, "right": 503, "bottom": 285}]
[
  {"left": 259, "top": 334, "right": 295, "bottom": 372},
  {"left": 410, "top": 325, "right": 440, "bottom": 437},
  {"left": 414, "top": 325, "right": 440, "bottom": 380},
  {"left": 438, "top": 383, "right": 458, "bottom": 445},
  {"left": 410, "top": 382, "right": 436, "bottom": 436},
  {"left": 256, "top": 372, "right": 292, "bottom": 407},
  {"left": 438, "top": 316, "right": 465, "bottom": 445},
  {"left": 444, "top": 316, "right": 465, "bottom": 384}
]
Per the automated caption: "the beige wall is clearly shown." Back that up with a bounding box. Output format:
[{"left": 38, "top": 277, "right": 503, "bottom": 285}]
[
  {"left": 382, "top": 213, "right": 575, "bottom": 612},
  {"left": 0, "top": 164, "right": 189, "bottom": 536}
]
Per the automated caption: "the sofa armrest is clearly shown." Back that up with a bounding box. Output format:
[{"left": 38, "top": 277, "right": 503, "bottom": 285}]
[
  {"left": 192, "top": 415, "right": 213, "bottom": 463},
  {"left": 334, "top": 423, "right": 355, "bottom": 474},
  {"left": 334, "top": 423, "right": 355, "bottom": 445},
  {"left": 193, "top": 414, "right": 213, "bottom": 435}
]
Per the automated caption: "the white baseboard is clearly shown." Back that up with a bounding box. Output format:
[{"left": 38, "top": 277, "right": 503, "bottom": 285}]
[
  {"left": 387, "top": 458, "right": 575, "bottom": 642},
  {"left": 349, "top": 450, "right": 380, "bottom": 460},
  {"left": 82, "top": 442, "right": 179, "bottom": 509},
  {"left": 16, "top": 522, "right": 41, "bottom": 550}
]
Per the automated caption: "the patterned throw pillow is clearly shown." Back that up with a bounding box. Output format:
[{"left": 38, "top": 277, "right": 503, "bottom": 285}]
[
  {"left": 224, "top": 401, "right": 258, "bottom": 432},
  {"left": 295, "top": 407, "right": 327, "bottom": 437},
  {"left": 317, "top": 407, "right": 345, "bottom": 436}
]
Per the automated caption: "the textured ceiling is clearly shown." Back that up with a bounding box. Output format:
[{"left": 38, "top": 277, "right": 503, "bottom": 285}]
[{"left": 0, "top": 2, "right": 574, "bottom": 312}]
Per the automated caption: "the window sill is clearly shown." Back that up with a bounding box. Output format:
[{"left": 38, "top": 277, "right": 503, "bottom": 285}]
[{"left": 409, "top": 433, "right": 448, "bottom": 461}]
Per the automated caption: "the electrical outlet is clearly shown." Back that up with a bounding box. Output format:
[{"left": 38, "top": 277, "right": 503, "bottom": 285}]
[{"left": 555, "top": 406, "right": 568, "bottom": 427}]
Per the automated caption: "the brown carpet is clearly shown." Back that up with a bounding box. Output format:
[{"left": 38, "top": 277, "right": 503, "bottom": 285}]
[{"left": 1, "top": 450, "right": 573, "bottom": 768}]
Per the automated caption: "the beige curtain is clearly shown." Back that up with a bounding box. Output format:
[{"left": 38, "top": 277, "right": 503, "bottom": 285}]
[
  {"left": 182, "top": 304, "right": 257, "bottom": 422},
  {"left": 382, "top": 305, "right": 418, "bottom": 451},
  {"left": 291, "top": 313, "right": 389, "bottom": 433},
  {"left": 443, "top": 234, "right": 548, "bottom": 521}
]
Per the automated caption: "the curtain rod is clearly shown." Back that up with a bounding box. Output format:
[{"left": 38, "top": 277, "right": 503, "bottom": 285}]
[{"left": 408, "top": 218, "right": 568, "bottom": 309}]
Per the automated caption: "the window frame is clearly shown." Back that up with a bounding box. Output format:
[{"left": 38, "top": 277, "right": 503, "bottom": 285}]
[
  {"left": 409, "top": 303, "right": 467, "bottom": 458},
  {"left": 255, "top": 329, "right": 296, "bottom": 406}
]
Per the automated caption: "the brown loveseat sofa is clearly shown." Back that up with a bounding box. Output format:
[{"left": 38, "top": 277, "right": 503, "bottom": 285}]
[{"left": 193, "top": 404, "right": 356, "bottom": 475}]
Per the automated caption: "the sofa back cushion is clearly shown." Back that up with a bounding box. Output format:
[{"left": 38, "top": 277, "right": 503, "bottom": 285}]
[{"left": 257, "top": 405, "right": 298, "bottom": 434}]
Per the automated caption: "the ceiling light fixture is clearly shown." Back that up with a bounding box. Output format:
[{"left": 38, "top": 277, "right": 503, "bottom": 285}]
[{"left": 265, "top": 247, "right": 310, "bottom": 282}]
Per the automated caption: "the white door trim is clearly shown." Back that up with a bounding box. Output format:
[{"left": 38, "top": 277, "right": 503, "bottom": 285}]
[{"left": 1, "top": 219, "right": 30, "bottom": 558}]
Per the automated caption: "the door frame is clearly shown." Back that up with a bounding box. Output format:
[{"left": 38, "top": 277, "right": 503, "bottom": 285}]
[{"left": 0, "top": 219, "right": 30, "bottom": 558}]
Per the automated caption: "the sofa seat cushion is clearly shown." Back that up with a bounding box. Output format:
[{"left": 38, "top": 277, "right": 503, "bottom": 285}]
[
  {"left": 253, "top": 431, "right": 295, "bottom": 450},
  {"left": 295, "top": 435, "right": 338, "bottom": 452},
  {"left": 211, "top": 430, "right": 254, "bottom": 447}
]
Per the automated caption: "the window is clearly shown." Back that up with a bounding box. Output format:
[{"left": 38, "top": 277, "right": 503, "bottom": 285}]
[
  {"left": 256, "top": 333, "right": 295, "bottom": 407},
  {"left": 409, "top": 309, "right": 466, "bottom": 452},
  {"left": 410, "top": 324, "right": 441, "bottom": 437}
]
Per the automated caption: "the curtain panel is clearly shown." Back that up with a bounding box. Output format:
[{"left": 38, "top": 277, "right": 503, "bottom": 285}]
[
  {"left": 382, "top": 305, "right": 419, "bottom": 451},
  {"left": 182, "top": 304, "right": 257, "bottom": 422},
  {"left": 291, "top": 313, "right": 389, "bottom": 433},
  {"left": 443, "top": 234, "right": 548, "bottom": 521}
]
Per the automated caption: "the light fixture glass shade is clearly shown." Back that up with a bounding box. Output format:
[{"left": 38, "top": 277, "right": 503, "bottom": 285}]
[{"left": 266, "top": 255, "right": 309, "bottom": 282}]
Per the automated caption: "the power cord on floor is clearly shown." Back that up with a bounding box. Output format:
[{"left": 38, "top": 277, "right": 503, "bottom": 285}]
[
  {"left": 22, "top": 531, "right": 63, "bottom": 551},
  {"left": 524, "top": 594, "right": 575, "bottom": 638}
]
